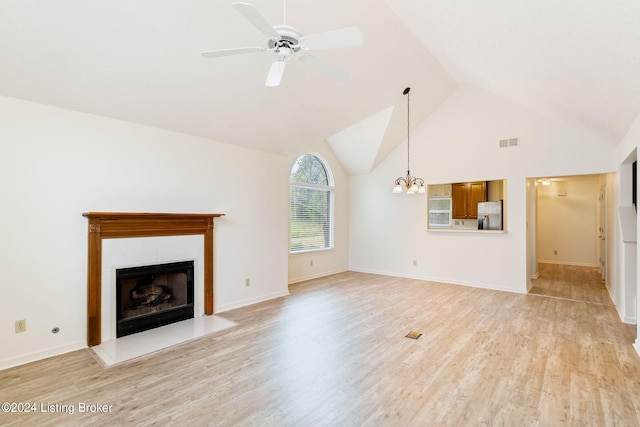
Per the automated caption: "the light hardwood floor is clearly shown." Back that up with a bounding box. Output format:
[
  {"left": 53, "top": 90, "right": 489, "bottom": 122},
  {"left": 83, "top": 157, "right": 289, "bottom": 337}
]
[
  {"left": 529, "top": 263, "right": 613, "bottom": 305},
  {"left": 2, "top": 269, "right": 639, "bottom": 426}
]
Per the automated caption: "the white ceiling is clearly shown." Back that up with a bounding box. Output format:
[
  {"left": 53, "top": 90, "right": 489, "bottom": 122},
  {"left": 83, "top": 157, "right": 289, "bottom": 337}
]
[
  {"left": 387, "top": 0, "right": 640, "bottom": 144},
  {"left": 1, "top": 0, "right": 639, "bottom": 171}
]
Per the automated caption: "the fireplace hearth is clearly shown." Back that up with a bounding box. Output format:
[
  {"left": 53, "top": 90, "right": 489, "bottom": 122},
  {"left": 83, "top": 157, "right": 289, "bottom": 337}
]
[{"left": 116, "top": 261, "right": 194, "bottom": 338}]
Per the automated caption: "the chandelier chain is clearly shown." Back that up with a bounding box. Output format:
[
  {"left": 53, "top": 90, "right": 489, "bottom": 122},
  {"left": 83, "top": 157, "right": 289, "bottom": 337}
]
[{"left": 407, "top": 87, "right": 410, "bottom": 173}]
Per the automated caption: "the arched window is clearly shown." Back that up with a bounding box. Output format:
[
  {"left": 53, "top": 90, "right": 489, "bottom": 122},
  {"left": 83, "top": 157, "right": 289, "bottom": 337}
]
[{"left": 290, "top": 154, "right": 334, "bottom": 253}]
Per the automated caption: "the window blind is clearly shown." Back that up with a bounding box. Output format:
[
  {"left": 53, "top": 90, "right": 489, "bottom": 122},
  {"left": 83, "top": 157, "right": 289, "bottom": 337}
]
[{"left": 289, "top": 154, "right": 333, "bottom": 253}]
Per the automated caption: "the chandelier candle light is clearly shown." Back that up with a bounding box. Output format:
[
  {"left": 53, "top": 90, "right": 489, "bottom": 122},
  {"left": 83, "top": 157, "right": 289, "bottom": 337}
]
[{"left": 393, "top": 87, "right": 426, "bottom": 194}]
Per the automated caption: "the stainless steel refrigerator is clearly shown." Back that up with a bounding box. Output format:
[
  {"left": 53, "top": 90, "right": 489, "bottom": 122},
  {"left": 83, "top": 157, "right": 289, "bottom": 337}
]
[{"left": 477, "top": 200, "right": 503, "bottom": 230}]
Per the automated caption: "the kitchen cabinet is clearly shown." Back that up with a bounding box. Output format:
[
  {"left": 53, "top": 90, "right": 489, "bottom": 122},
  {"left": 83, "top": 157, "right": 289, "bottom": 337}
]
[{"left": 452, "top": 182, "right": 487, "bottom": 219}]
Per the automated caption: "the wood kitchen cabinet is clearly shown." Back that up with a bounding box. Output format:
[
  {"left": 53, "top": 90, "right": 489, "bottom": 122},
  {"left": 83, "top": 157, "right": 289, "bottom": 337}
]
[{"left": 452, "top": 182, "right": 487, "bottom": 219}]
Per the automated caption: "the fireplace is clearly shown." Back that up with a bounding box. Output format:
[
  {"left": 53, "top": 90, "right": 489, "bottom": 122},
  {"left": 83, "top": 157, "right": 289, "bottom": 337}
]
[
  {"left": 116, "top": 261, "right": 195, "bottom": 337},
  {"left": 83, "top": 212, "right": 224, "bottom": 346}
]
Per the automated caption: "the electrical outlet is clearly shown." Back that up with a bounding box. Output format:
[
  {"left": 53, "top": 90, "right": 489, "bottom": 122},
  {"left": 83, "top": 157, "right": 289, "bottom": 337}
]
[
  {"left": 245, "top": 278, "right": 250, "bottom": 287},
  {"left": 15, "top": 319, "right": 26, "bottom": 333},
  {"left": 554, "top": 250, "right": 558, "bottom": 255},
  {"left": 310, "top": 260, "right": 314, "bottom": 267},
  {"left": 412, "top": 260, "right": 417, "bottom": 266}
]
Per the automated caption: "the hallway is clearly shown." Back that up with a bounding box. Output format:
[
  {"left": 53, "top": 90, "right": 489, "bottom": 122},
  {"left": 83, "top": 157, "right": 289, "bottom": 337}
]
[{"left": 529, "top": 263, "right": 613, "bottom": 305}]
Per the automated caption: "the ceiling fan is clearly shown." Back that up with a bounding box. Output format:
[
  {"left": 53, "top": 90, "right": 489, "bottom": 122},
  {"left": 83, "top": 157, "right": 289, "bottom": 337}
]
[{"left": 200, "top": 1, "right": 363, "bottom": 87}]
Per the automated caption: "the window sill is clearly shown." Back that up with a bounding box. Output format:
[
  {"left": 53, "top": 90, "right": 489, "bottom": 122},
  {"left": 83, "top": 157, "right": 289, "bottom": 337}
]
[{"left": 289, "top": 247, "right": 334, "bottom": 256}]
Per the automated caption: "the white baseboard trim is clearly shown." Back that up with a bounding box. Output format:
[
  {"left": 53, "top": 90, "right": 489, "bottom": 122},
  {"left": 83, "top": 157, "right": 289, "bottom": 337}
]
[
  {"left": 605, "top": 282, "right": 625, "bottom": 322},
  {"left": 537, "top": 260, "right": 598, "bottom": 268},
  {"left": 0, "top": 340, "right": 85, "bottom": 372},
  {"left": 527, "top": 272, "right": 540, "bottom": 292},
  {"left": 603, "top": 282, "right": 637, "bottom": 324},
  {"left": 288, "top": 268, "right": 349, "bottom": 285},
  {"left": 215, "top": 290, "right": 290, "bottom": 314},
  {"left": 348, "top": 267, "right": 527, "bottom": 295}
]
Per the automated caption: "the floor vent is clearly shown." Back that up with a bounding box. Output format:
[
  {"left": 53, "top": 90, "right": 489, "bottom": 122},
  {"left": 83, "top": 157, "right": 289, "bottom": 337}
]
[
  {"left": 499, "top": 138, "right": 519, "bottom": 148},
  {"left": 405, "top": 331, "right": 422, "bottom": 339}
]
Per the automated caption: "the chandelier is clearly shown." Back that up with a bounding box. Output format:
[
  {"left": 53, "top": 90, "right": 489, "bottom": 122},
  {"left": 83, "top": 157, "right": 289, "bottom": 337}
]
[{"left": 392, "top": 87, "right": 425, "bottom": 194}]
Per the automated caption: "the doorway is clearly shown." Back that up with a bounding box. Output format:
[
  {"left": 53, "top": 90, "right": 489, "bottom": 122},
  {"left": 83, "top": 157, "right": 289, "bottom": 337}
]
[{"left": 528, "top": 174, "right": 611, "bottom": 305}]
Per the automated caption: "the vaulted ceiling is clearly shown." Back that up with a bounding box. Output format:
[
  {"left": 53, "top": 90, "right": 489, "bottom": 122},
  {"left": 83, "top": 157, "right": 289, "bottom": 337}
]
[{"left": 1, "top": 0, "right": 639, "bottom": 174}]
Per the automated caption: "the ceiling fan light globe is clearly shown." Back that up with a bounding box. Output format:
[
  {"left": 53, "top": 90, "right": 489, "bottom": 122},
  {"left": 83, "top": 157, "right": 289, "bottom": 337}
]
[
  {"left": 276, "top": 47, "right": 292, "bottom": 60},
  {"left": 392, "top": 184, "right": 404, "bottom": 194}
]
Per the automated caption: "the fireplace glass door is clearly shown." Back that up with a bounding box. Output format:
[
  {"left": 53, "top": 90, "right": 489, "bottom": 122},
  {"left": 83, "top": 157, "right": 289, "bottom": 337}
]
[{"left": 116, "top": 261, "right": 194, "bottom": 337}]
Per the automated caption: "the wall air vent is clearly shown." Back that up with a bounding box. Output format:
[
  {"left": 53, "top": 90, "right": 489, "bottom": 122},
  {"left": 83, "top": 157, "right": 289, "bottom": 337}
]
[{"left": 499, "top": 138, "right": 519, "bottom": 148}]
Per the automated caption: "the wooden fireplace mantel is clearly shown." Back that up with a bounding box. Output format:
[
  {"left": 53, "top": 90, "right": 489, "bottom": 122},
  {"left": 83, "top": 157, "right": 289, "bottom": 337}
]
[{"left": 83, "top": 212, "right": 224, "bottom": 347}]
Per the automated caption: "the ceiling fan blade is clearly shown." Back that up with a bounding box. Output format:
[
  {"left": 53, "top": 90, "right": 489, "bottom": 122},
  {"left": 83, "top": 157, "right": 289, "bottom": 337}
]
[
  {"left": 265, "top": 60, "right": 287, "bottom": 87},
  {"left": 200, "top": 47, "right": 267, "bottom": 58},
  {"left": 300, "top": 27, "right": 363, "bottom": 50},
  {"left": 231, "top": 2, "right": 280, "bottom": 39},
  {"left": 298, "top": 54, "right": 349, "bottom": 82}
]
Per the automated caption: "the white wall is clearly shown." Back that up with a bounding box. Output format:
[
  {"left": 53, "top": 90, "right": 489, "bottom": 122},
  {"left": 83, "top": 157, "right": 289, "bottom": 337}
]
[
  {"left": 349, "top": 85, "right": 617, "bottom": 293},
  {"left": 615, "top": 112, "right": 640, "bottom": 333},
  {"left": 287, "top": 142, "right": 350, "bottom": 283},
  {"left": 603, "top": 172, "right": 625, "bottom": 321},
  {"left": 0, "top": 96, "right": 290, "bottom": 370},
  {"left": 537, "top": 176, "right": 601, "bottom": 267}
]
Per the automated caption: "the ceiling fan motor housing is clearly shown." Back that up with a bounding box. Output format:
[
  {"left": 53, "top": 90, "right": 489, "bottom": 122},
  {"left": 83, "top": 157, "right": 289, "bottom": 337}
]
[{"left": 269, "top": 25, "right": 302, "bottom": 53}]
